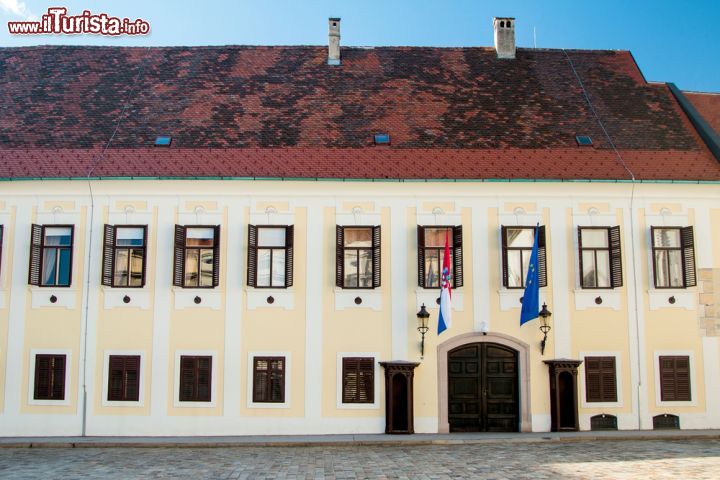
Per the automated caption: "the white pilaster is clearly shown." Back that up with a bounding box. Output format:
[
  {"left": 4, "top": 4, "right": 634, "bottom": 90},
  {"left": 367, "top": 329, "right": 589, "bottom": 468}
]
[
  {"left": 304, "top": 203, "right": 323, "bottom": 420},
  {"left": 390, "top": 204, "right": 408, "bottom": 359},
  {"left": 472, "top": 204, "right": 490, "bottom": 332},
  {"left": 149, "top": 203, "right": 172, "bottom": 417},
  {"left": 223, "top": 203, "right": 243, "bottom": 417},
  {"left": 549, "top": 205, "right": 571, "bottom": 357}
]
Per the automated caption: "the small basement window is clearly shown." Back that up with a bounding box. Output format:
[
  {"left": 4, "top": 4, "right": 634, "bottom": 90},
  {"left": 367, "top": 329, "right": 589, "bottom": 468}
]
[
  {"left": 374, "top": 133, "right": 390, "bottom": 145},
  {"left": 155, "top": 135, "right": 172, "bottom": 146},
  {"left": 576, "top": 135, "right": 593, "bottom": 146}
]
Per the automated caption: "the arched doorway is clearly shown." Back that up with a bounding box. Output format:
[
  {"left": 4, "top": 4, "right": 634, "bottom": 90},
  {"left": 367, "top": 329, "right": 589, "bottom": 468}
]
[
  {"left": 447, "top": 343, "right": 518, "bottom": 432},
  {"left": 438, "top": 332, "right": 531, "bottom": 433}
]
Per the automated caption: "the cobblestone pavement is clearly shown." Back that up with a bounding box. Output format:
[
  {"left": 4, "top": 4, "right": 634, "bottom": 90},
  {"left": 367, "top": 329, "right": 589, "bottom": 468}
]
[{"left": 0, "top": 439, "right": 719, "bottom": 479}]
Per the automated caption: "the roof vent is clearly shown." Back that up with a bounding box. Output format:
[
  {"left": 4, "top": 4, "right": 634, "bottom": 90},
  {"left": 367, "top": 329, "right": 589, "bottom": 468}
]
[
  {"left": 155, "top": 135, "right": 172, "bottom": 146},
  {"left": 328, "top": 17, "right": 341, "bottom": 65},
  {"left": 493, "top": 17, "right": 516, "bottom": 59},
  {"left": 374, "top": 133, "right": 390, "bottom": 145},
  {"left": 576, "top": 135, "right": 593, "bottom": 146}
]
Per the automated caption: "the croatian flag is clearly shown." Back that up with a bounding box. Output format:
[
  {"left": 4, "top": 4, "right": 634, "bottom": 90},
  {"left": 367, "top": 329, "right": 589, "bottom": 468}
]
[{"left": 438, "top": 230, "right": 452, "bottom": 335}]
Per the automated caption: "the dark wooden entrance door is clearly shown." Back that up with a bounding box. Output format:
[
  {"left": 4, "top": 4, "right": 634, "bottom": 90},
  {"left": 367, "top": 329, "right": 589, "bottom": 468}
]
[{"left": 448, "top": 343, "right": 519, "bottom": 432}]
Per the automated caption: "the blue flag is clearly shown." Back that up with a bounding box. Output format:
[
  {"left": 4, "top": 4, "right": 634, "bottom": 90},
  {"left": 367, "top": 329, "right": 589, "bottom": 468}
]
[{"left": 520, "top": 225, "right": 540, "bottom": 326}]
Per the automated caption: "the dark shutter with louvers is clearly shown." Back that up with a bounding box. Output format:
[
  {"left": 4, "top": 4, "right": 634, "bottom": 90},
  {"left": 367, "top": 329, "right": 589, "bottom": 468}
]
[
  {"left": 108, "top": 355, "right": 124, "bottom": 401},
  {"left": 335, "top": 226, "right": 344, "bottom": 288},
  {"left": 253, "top": 357, "right": 285, "bottom": 403},
  {"left": 285, "top": 225, "right": 294, "bottom": 287},
  {"left": 537, "top": 225, "right": 548, "bottom": 288},
  {"left": 372, "top": 225, "right": 381, "bottom": 288},
  {"left": 585, "top": 356, "right": 617, "bottom": 402},
  {"left": 342, "top": 357, "right": 374, "bottom": 403},
  {"left": 660, "top": 356, "right": 691, "bottom": 401},
  {"left": 124, "top": 356, "right": 140, "bottom": 401},
  {"left": 417, "top": 226, "right": 426, "bottom": 287},
  {"left": 680, "top": 226, "right": 696, "bottom": 287},
  {"left": 452, "top": 225, "right": 463, "bottom": 288},
  {"left": 501, "top": 226, "right": 509, "bottom": 288},
  {"left": 28, "top": 224, "right": 43, "bottom": 285},
  {"left": 101, "top": 224, "right": 116, "bottom": 286},
  {"left": 609, "top": 226, "right": 623, "bottom": 288},
  {"left": 247, "top": 225, "right": 258, "bottom": 287},
  {"left": 173, "top": 225, "right": 186, "bottom": 287},
  {"left": 108, "top": 355, "right": 140, "bottom": 402},
  {"left": 179, "top": 356, "right": 212, "bottom": 402},
  {"left": 34, "top": 354, "right": 65, "bottom": 400},
  {"left": 212, "top": 225, "right": 221, "bottom": 287}
]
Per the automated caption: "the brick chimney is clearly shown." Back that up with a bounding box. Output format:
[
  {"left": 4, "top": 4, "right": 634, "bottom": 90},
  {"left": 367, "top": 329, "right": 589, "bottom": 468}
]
[
  {"left": 328, "top": 17, "right": 341, "bottom": 65},
  {"left": 493, "top": 17, "right": 516, "bottom": 59}
]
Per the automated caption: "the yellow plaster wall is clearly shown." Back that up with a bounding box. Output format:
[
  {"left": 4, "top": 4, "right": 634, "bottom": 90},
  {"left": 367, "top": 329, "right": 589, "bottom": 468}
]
[{"left": 0, "top": 206, "right": 16, "bottom": 413}]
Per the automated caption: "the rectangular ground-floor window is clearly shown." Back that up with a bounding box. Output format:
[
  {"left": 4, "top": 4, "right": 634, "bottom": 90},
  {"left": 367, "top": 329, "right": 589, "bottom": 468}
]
[
  {"left": 342, "top": 357, "right": 374, "bottom": 404},
  {"left": 179, "top": 355, "right": 212, "bottom": 402},
  {"left": 659, "top": 355, "right": 691, "bottom": 402},
  {"left": 34, "top": 354, "right": 66, "bottom": 401},
  {"left": 107, "top": 355, "right": 140, "bottom": 402},
  {"left": 252, "top": 356, "right": 285, "bottom": 403}
]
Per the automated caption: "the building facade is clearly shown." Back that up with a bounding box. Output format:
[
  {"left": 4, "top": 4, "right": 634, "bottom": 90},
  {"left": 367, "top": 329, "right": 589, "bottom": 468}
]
[{"left": 1, "top": 18, "right": 719, "bottom": 436}]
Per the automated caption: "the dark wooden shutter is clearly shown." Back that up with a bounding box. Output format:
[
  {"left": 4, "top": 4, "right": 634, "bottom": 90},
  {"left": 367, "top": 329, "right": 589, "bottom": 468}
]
[
  {"left": 537, "top": 225, "right": 548, "bottom": 288},
  {"left": 417, "top": 226, "right": 426, "bottom": 287},
  {"left": 343, "top": 357, "right": 374, "bottom": 403},
  {"left": 197, "top": 356, "right": 212, "bottom": 401},
  {"left": 336, "top": 226, "right": 344, "bottom": 288},
  {"left": 680, "top": 226, "right": 696, "bottom": 287},
  {"left": 101, "top": 224, "right": 116, "bottom": 287},
  {"left": 269, "top": 358, "right": 285, "bottom": 402},
  {"left": 660, "top": 356, "right": 691, "bottom": 401},
  {"left": 577, "top": 227, "right": 586, "bottom": 287},
  {"left": 140, "top": 226, "right": 148, "bottom": 287},
  {"left": 372, "top": 225, "right": 381, "bottom": 288},
  {"left": 34, "top": 355, "right": 50, "bottom": 399},
  {"left": 48, "top": 355, "right": 66, "bottom": 400},
  {"left": 28, "top": 224, "right": 43, "bottom": 286},
  {"left": 247, "top": 225, "right": 258, "bottom": 287},
  {"left": 452, "top": 225, "right": 463, "bottom": 288},
  {"left": 173, "top": 225, "right": 186, "bottom": 287},
  {"left": 108, "top": 355, "right": 124, "bottom": 401},
  {"left": 212, "top": 225, "right": 221, "bottom": 287},
  {"left": 609, "top": 226, "right": 623, "bottom": 288},
  {"left": 501, "top": 226, "right": 509, "bottom": 287},
  {"left": 124, "top": 356, "right": 140, "bottom": 401},
  {"left": 285, "top": 225, "right": 294, "bottom": 288},
  {"left": 253, "top": 357, "right": 284, "bottom": 402},
  {"left": 585, "top": 356, "right": 617, "bottom": 402},
  {"left": 179, "top": 356, "right": 195, "bottom": 401}
]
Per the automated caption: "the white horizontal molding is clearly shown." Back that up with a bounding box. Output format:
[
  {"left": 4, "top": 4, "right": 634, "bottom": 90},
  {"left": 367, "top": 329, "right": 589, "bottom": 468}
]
[
  {"left": 415, "top": 289, "right": 464, "bottom": 312},
  {"left": 644, "top": 213, "right": 689, "bottom": 227},
  {"left": 103, "top": 288, "right": 151, "bottom": 310},
  {"left": 173, "top": 289, "right": 222, "bottom": 310},
  {"left": 36, "top": 212, "right": 80, "bottom": 225},
  {"left": 498, "top": 212, "right": 543, "bottom": 227},
  {"left": 648, "top": 289, "right": 696, "bottom": 311},
  {"left": 572, "top": 213, "right": 619, "bottom": 228},
  {"left": 335, "top": 289, "right": 382, "bottom": 311},
  {"left": 31, "top": 287, "right": 76, "bottom": 309},
  {"left": 416, "top": 213, "right": 461, "bottom": 226},
  {"left": 177, "top": 212, "right": 223, "bottom": 226},
  {"left": 249, "top": 212, "right": 295, "bottom": 225},
  {"left": 336, "top": 212, "right": 381, "bottom": 226},
  {"left": 574, "top": 290, "right": 622, "bottom": 311},
  {"left": 246, "top": 288, "right": 295, "bottom": 310},
  {"left": 107, "top": 212, "right": 153, "bottom": 225}
]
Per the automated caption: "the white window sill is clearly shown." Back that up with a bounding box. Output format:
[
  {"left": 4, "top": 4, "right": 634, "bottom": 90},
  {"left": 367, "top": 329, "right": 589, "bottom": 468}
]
[
  {"left": 102, "top": 287, "right": 151, "bottom": 310},
  {"left": 246, "top": 288, "right": 294, "bottom": 310},
  {"left": 415, "top": 289, "right": 464, "bottom": 312},
  {"left": 498, "top": 288, "right": 546, "bottom": 312},
  {"left": 30, "top": 287, "right": 77, "bottom": 309},
  {"left": 573, "top": 289, "right": 622, "bottom": 311},
  {"left": 173, "top": 288, "right": 222, "bottom": 310},
  {"left": 335, "top": 288, "right": 382, "bottom": 311},
  {"left": 648, "top": 289, "right": 696, "bottom": 311}
]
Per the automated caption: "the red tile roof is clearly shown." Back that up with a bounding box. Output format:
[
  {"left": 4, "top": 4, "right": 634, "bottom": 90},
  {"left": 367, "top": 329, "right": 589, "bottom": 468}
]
[
  {"left": 0, "top": 45, "right": 718, "bottom": 181},
  {"left": 685, "top": 92, "right": 720, "bottom": 135}
]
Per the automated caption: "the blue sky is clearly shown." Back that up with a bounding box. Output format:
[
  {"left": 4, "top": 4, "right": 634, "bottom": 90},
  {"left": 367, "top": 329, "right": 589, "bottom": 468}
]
[{"left": 1, "top": 0, "right": 719, "bottom": 92}]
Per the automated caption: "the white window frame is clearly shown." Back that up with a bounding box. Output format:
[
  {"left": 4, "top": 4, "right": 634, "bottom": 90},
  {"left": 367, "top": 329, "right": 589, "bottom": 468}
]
[
  {"left": 653, "top": 350, "right": 697, "bottom": 407},
  {"left": 579, "top": 351, "right": 623, "bottom": 408},
  {"left": 246, "top": 351, "right": 291, "bottom": 409},
  {"left": 173, "top": 350, "right": 217, "bottom": 408},
  {"left": 336, "top": 352, "right": 380, "bottom": 410}
]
